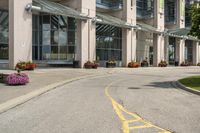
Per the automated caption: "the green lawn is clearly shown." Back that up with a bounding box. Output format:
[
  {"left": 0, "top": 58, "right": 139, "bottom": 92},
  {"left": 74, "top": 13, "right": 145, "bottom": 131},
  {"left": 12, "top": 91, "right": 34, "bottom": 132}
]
[{"left": 179, "top": 76, "right": 200, "bottom": 91}]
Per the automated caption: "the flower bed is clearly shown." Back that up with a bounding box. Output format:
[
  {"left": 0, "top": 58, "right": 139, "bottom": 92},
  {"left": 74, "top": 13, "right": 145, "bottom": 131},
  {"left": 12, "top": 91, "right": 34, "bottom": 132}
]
[
  {"left": 128, "top": 61, "right": 140, "bottom": 68},
  {"left": 84, "top": 61, "right": 98, "bottom": 69},
  {"left": 5, "top": 73, "right": 29, "bottom": 85},
  {"left": 16, "top": 61, "right": 37, "bottom": 71}
]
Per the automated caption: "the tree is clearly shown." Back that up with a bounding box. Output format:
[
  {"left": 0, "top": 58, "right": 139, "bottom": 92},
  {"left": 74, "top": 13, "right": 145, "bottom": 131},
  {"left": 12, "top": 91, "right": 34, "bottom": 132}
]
[{"left": 189, "top": 3, "right": 200, "bottom": 39}]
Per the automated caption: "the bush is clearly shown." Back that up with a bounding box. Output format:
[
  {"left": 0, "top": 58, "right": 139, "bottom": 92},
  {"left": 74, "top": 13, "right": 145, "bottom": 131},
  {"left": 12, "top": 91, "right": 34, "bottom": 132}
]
[
  {"left": 6, "top": 73, "right": 29, "bottom": 85},
  {"left": 106, "top": 60, "right": 116, "bottom": 68},
  {"left": 197, "top": 63, "right": 200, "bottom": 66}
]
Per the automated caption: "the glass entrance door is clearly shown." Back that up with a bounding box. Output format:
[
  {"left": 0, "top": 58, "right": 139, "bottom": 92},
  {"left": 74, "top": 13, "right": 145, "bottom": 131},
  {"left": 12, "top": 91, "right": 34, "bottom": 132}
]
[{"left": 168, "top": 37, "right": 176, "bottom": 65}]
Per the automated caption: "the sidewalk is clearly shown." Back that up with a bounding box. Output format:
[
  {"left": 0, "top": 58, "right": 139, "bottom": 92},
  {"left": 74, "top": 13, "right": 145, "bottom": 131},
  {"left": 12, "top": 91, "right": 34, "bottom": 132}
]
[{"left": 0, "top": 68, "right": 102, "bottom": 105}]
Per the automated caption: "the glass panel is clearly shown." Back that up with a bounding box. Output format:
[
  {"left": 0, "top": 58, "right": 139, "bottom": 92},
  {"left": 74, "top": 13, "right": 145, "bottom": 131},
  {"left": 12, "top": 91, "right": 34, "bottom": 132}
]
[
  {"left": 33, "top": 14, "right": 77, "bottom": 61},
  {"left": 96, "top": 24, "right": 122, "bottom": 61},
  {"left": 0, "top": 10, "right": 8, "bottom": 60}
]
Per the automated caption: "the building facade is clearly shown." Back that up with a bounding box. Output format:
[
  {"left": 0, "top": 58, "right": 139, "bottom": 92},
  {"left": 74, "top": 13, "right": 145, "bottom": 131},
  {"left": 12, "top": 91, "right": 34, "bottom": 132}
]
[{"left": 0, "top": 0, "right": 199, "bottom": 69}]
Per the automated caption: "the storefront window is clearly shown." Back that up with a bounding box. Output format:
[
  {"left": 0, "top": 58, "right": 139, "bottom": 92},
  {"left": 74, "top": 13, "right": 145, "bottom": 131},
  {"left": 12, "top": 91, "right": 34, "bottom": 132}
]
[
  {"left": 96, "top": 24, "right": 122, "bottom": 61},
  {"left": 0, "top": 10, "right": 9, "bottom": 60},
  {"left": 32, "top": 14, "right": 77, "bottom": 61},
  {"left": 185, "top": 40, "right": 193, "bottom": 63}
]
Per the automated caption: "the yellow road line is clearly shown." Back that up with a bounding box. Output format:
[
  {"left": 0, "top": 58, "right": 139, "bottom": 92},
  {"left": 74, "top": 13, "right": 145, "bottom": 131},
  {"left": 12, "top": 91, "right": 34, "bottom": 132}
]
[{"left": 105, "top": 80, "right": 171, "bottom": 133}]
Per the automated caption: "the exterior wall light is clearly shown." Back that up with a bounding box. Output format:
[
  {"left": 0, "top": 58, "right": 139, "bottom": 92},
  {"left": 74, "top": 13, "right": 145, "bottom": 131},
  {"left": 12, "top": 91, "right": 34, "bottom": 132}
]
[{"left": 25, "top": 3, "right": 41, "bottom": 13}]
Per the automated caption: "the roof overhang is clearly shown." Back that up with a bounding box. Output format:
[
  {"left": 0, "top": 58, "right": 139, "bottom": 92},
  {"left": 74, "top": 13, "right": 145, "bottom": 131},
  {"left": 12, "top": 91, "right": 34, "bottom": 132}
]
[
  {"left": 25, "top": 0, "right": 91, "bottom": 20},
  {"left": 93, "top": 13, "right": 138, "bottom": 29}
]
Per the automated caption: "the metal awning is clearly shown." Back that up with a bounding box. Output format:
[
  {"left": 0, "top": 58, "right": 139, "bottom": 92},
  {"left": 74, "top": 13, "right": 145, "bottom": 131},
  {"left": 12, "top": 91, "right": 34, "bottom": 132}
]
[
  {"left": 26, "top": 0, "right": 90, "bottom": 20},
  {"left": 94, "top": 13, "right": 137, "bottom": 29},
  {"left": 166, "top": 28, "right": 200, "bottom": 41},
  {"left": 136, "top": 22, "right": 161, "bottom": 33}
]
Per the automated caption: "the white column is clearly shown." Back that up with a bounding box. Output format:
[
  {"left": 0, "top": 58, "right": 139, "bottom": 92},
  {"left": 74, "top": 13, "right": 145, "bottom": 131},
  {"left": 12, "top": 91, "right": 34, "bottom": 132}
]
[
  {"left": 193, "top": 41, "right": 199, "bottom": 65},
  {"left": 175, "top": 0, "right": 185, "bottom": 64},
  {"left": 76, "top": 0, "right": 96, "bottom": 68},
  {"left": 153, "top": 0, "right": 165, "bottom": 66},
  {"left": 175, "top": 38, "right": 185, "bottom": 64},
  {"left": 9, "top": 0, "right": 32, "bottom": 69},
  {"left": 122, "top": 0, "right": 137, "bottom": 66}
]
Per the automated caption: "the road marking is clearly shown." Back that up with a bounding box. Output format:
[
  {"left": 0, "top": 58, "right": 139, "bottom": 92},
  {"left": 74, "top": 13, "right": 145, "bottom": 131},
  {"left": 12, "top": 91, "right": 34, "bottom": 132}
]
[{"left": 105, "top": 80, "right": 171, "bottom": 133}]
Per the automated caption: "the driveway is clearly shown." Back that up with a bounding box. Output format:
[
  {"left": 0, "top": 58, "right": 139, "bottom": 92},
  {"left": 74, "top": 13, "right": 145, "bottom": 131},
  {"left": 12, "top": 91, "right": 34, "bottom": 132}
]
[{"left": 0, "top": 67, "right": 200, "bottom": 133}]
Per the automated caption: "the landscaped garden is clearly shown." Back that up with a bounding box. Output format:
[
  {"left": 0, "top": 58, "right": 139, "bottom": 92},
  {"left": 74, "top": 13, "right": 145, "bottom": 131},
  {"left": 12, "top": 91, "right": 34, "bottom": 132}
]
[{"left": 179, "top": 76, "right": 200, "bottom": 91}]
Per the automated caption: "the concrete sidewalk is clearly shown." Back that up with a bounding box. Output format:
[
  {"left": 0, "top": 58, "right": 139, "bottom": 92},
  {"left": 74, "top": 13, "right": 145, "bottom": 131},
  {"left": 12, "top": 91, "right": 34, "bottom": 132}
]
[{"left": 0, "top": 68, "right": 104, "bottom": 105}]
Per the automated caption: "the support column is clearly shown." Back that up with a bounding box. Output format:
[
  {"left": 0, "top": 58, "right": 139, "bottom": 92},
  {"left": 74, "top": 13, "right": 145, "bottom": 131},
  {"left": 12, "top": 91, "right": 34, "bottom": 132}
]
[
  {"left": 122, "top": 0, "right": 137, "bottom": 67},
  {"left": 76, "top": 0, "right": 96, "bottom": 68},
  {"left": 153, "top": 0, "right": 165, "bottom": 66},
  {"left": 175, "top": 0, "right": 185, "bottom": 65},
  {"left": 153, "top": 34, "right": 165, "bottom": 66},
  {"left": 9, "top": 0, "right": 32, "bottom": 69},
  {"left": 193, "top": 41, "right": 199, "bottom": 65},
  {"left": 175, "top": 38, "right": 185, "bottom": 64}
]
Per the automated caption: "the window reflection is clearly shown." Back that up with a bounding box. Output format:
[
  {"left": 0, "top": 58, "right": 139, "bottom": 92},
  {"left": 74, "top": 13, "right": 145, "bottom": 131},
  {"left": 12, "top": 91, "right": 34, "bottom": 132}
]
[
  {"left": 96, "top": 24, "right": 122, "bottom": 61},
  {"left": 0, "top": 9, "right": 8, "bottom": 60},
  {"left": 32, "top": 14, "right": 77, "bottom": 61}
]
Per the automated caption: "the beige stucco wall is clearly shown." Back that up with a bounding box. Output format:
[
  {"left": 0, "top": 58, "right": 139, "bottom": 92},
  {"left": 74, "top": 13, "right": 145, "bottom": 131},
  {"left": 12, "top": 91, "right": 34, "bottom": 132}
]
[{"left": 9, "top": 0, "right": 32, "bottom": 69}]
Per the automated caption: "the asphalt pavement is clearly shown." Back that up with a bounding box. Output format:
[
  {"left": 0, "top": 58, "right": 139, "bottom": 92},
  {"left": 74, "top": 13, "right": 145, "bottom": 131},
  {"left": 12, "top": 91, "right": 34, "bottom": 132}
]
[{"left": 0, "top": 67, "right": 200, "bottom": 133}]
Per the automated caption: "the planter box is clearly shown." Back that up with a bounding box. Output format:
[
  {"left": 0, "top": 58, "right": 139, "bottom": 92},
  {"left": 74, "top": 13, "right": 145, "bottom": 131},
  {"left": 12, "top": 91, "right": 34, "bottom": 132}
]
[
  {"left": 141, "top": 63, "right": 148, "bottom": 67},
  {"left": 106, "top": 62, "right": 116, "bottom": 68},
  {"left": 0, "top": 74, "right": 9, "bottom": 83}
]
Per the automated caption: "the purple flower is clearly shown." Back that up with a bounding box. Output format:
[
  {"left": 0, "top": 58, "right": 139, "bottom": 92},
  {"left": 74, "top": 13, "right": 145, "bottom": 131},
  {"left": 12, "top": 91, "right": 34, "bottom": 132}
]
[{"left": 6, "top": 73, "right": 29, "bottom": 85}]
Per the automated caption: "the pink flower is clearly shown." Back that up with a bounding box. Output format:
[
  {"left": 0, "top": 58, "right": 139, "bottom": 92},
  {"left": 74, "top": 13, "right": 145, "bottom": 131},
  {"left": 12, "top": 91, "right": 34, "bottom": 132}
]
[{"left": 6, "top": 73, "right": 29, "bottom": 85}]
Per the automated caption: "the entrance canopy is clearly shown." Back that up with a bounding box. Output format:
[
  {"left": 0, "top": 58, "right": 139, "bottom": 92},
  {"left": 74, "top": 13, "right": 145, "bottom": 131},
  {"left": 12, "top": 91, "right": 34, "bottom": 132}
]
[
  {"left": 28, "top": 0, "right": 90, "bottom": 20},
  {"left": 166, "top": 28, "right": 199, "bottom": 41},
  {"left": 94, "top": 13, "right": 138, "bottom": 29},
  {"left": 136, "top": 22, "right": 160, "bottom": 34}
]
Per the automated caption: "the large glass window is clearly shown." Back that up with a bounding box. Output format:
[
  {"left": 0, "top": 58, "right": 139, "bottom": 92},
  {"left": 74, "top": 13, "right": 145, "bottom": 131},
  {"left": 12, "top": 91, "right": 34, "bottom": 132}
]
[
  {"left": 168, "top": 37, "right": 176, "bottom": 65},
  {"left": 0, "top": 9, "right": 8, "bottom": 60},
  {"left": 32, "top": 14, "right": 77, "bottom": 61},
  {"left": 185, "top": 40, "right": 193, "bottom": 63},
  {"left": 137, "top": 0, "right": 154, "bottom": 19},
  {"left": 96, "top": 24, "right": 122, "bottom": 61},
  {"left": 165, "top": 0, "right": 177, "bottom": 24}
]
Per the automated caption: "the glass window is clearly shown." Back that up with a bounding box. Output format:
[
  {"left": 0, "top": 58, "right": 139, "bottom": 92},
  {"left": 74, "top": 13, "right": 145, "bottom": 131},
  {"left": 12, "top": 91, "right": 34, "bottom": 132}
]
[
  {"left": 32, "top": 14, "right": 77, "bottom": 61},
  {"left": 0, "top": 10, "right": 9, "bottom": 60},
  {"left": 96, "top": 24, "right": 122, "bottom": 61}
]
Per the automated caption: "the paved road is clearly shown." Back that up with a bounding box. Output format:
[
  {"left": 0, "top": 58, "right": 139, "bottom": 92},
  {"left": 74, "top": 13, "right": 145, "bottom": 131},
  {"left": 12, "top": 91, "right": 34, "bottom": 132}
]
[{"left": 0, "top": 67, "right": 200, "bottom": 133}]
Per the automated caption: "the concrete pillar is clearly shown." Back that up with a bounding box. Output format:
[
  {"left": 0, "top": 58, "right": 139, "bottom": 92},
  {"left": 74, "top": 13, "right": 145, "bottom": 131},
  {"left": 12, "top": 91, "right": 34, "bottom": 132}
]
[
  {"left": 122, "top": 0, "right": 137, "bottom": 66},
  {"left": 175, "top": 38, "right": 185, "bottom": 64},
  {"left": 153, "top": 0, "right": 165, "bottom": 66},
  {"left": 75, "top": 0, "right": 96, "bottom": 68},
  {"left": 164, "top": 36, "right": 169, "bottom": 62},
  {"left": 175, "top": 0, "right": 185, "bottom": 64},
  {"left": 153, "top": 34, "right": 165, "bottom": 66},
  {"left": 193, "top": 41, "right": 199, "bottom": 65},
  {"left": 9, "top": 0, "right": 32, "bottom": 69}
]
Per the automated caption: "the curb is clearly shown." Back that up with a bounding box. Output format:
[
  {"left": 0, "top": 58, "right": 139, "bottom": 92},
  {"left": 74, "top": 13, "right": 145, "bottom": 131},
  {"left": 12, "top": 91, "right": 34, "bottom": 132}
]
[
  {"left": 174, "top": 81, "right": 200, "bottom": 96},
  {"left": 0, "top": 74, "right": 100, "bottom": 114}
]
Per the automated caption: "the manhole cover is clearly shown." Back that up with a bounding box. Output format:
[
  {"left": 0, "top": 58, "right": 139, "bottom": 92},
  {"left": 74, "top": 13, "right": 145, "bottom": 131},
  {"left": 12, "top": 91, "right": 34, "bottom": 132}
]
[{"left": 128, "top": 87, "right": 141, "bottom": 89}]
